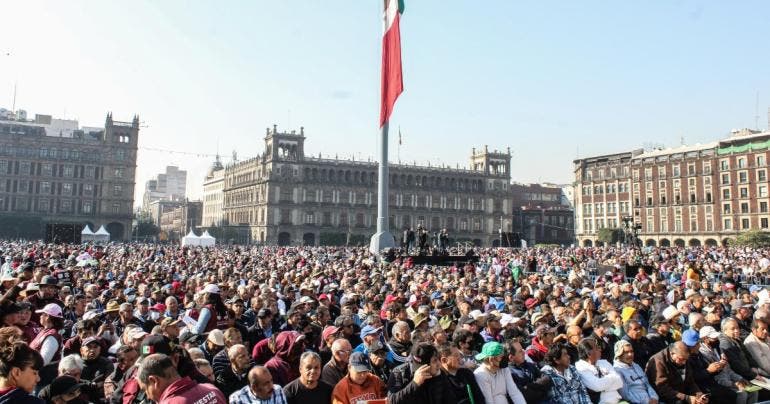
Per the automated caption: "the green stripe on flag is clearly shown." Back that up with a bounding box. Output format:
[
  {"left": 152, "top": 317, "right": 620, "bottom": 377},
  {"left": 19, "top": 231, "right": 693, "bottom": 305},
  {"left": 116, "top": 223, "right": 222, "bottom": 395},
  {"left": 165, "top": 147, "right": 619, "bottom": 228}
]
[{"left": 398, "top": 0, "right": 405, "bottom": 14}]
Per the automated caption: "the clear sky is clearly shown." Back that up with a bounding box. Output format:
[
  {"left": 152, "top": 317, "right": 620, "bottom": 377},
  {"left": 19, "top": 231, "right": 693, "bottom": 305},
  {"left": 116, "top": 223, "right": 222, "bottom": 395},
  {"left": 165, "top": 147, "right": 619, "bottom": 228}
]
[{"left": 2, "top": 1, "right": 770, "bottom": 203}]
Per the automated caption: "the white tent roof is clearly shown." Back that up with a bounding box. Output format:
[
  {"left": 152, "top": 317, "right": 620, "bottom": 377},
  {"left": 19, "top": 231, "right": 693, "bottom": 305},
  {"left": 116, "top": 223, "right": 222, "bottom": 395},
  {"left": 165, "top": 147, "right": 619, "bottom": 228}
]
[
  {"left": 200, "top": 231, "right": 215, "bottom": 240},
  {"left": 94, "top": 226, "right": 110, "bottom": 235},
  {"left": 185, "top": 229, "right": 199, "bottom": 238},
  {"left": 81, "top": 225, "right": 94, "bottom": 235}
]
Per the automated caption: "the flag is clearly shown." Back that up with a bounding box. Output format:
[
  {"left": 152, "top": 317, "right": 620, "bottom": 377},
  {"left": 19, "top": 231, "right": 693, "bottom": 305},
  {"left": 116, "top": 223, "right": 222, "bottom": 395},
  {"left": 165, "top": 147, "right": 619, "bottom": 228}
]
[{"left": 380, "top": 0, "right": 405, "bottom": 128}]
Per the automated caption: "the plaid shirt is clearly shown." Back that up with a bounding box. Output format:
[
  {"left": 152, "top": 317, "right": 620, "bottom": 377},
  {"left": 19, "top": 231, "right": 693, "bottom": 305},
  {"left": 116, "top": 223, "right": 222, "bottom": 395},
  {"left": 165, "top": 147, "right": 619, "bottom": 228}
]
[{"left": 229, "top": 384, "right": 287, "bottom": 404}]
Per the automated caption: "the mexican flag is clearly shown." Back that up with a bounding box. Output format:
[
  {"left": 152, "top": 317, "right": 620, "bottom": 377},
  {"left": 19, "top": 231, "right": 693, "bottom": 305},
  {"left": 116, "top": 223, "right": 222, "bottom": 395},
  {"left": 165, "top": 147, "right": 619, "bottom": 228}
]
[{"left": 380, "top": 0, "right": 405, "bottom": 128}]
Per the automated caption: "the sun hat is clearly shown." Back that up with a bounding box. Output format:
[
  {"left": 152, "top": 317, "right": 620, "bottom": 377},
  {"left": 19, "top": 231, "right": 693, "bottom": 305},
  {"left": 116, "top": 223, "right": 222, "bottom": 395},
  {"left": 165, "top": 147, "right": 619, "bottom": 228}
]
[{"left": 475, "top": 341, "right": 505, "bottom": 361}]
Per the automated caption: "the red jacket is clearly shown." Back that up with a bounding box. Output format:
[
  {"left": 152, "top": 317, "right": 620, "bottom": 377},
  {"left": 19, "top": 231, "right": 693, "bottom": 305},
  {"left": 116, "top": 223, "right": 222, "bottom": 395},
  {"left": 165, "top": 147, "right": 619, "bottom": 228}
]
[{"left": 158, "top": 377, "right": 225, "bottom": 404}]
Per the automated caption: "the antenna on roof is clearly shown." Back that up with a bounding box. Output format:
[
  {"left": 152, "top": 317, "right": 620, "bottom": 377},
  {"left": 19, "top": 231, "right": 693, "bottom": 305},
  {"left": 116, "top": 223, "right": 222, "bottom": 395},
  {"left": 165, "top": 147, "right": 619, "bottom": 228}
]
[
  {"left": 680, "top": 136, "right": 685, "bottom": 146},
  {"left": 755, "top": 91, "right": 760, "bottom": 130}
]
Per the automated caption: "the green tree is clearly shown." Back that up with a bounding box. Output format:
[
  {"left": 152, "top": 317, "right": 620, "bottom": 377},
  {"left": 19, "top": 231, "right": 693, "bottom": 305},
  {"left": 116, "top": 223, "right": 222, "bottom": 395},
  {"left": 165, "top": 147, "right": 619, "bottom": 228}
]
[
  {"left": 597, "top": 227, "right": 623, "bottom": 245},
  {"left": 734, "top": 230, "right": 770, "bottom": 248},
  {"left": 136, "top": 220, "right": 160, "bottom": 238}
]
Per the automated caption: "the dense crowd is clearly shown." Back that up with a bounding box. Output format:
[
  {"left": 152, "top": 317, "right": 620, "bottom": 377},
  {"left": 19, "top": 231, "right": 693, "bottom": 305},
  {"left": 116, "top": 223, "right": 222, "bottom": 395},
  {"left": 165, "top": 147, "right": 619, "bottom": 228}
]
[{"left": 0, "top": 241, "right": 768, "bottom": 403}]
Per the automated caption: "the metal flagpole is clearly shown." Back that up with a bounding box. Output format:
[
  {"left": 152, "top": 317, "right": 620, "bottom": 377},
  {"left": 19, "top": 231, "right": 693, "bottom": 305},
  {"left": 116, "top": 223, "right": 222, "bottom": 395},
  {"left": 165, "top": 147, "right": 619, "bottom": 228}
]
[{"left": 369, "top": 121, "right": 395, "bottom": 254}]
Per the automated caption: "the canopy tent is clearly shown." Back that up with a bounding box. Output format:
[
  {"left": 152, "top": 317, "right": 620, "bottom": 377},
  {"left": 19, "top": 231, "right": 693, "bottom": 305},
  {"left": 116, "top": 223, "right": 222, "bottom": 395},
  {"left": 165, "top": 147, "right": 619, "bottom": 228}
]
[
  {"left": 181, "top": 229, "right": 200, "bottom": 246},
  {"left": 199, "top": 231, "right": 216, "bottom": 247},
  {"left": 81, "top": 225, "right": 95, "bottom": 242},
  {"left": 93, "top": 225, "right": 110, "bottom": 243}
]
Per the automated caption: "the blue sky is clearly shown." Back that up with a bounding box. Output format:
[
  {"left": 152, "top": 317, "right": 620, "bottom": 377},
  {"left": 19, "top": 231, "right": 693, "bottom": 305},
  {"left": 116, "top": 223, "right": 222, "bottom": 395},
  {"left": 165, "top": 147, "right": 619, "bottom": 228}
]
[{"left": 2, "top": 1, "right": 770, "bottom": 201}]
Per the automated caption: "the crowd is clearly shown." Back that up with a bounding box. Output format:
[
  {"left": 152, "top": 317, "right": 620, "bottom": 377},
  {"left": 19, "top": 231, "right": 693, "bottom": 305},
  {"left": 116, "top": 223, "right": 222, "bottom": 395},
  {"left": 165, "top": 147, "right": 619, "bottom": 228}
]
[{"left": 0, "top": 241, "right": 768, "bottom": 403}]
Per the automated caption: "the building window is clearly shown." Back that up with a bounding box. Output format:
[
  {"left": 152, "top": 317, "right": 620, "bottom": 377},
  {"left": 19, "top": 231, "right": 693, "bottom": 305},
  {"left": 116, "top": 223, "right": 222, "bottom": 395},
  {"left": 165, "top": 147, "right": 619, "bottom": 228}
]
[
  {"left": 84, "top": 184, "right": 93, "bottom": 196},
  {"left": 721, "top": 160, "right": 730, "bottom": 171},
  {"left": 63, "top": 165, "right": 74, "bottom": 177},
  {"left": 762, "top": 218, "right": 769, "bottom": 229},
  {"left": 112, "top": 202, "right": 121, "bottom": 214},
  {"left": 723, "top": 189, "right": 730, "bottom": 199},
  {"left": 304, "top": 212, "right": 315, "bottom": 224},
  {"left": 673, "top": 165, "right": 680, "bottom": 177},
  {"left": 113, "top": 185, "right": 122, "bottom": 196},
  {"left": 83, "top": 201, "right": 92, "bottom": 214},
  {"left": 758, "top": 155, "right": 766, "bottom": 167},
  {"left": 722, "top": 173, "right": 730, "bottom": 185},
  {"left": 85, "top": 167, "right": 95, "bottom": 178},
  {"left": 724, "top": 218, "right": 732, "bottom": 230},
  {"left": 688, "top": 164, "right": 696, "bottom": 175},
  {"left": 38, "top": 199, "right": 49, "bottom": 212},
  {"left": 762, "top": 202, "right": 769, "bottom": 213},
  {"left": 742, "top": 218, "right": 750, "bottom": 229},
  {"left": 40, "top": 181, "right": 51, "bottom": 194},
  {"left": 739, "top": 171, "right": 748, "bottom": 183},
  {"left": 114, "top": 168, "right": 124, "bottom": 178},
  {"left": 61, "top": 200, "right": 72, "bottom": 212},
  {"left": 19, "top": 162, "right": 30, "bottom": 175},
  {"left": 723, "top": 203, "right": 731, "bottom": 214},
  {"left": 706, "top": 218, "right": 713, "bottom": 231},
  {"left": 740, "top": 187, "right": 748, "bottom": 198},
  {"left": 62, "top": 183, "right": 72, "bottom": 196},
  {"left": 741, "top": 202, "right": 749, "bottom": 214},
  {"left": 738, "top": 157, "right": 746, "bottom": 168},
  {"left": 703, "top": 162, "right": 712, "bottom": 174},
  {"left": 115, "top": 150, "right": 126, "bottom": 161},
  {"left": 706, "top": 192, "right": 712, "bottom": 203},
  {"left": 760, "top": 186, "right": 768, "bottom": 198}
]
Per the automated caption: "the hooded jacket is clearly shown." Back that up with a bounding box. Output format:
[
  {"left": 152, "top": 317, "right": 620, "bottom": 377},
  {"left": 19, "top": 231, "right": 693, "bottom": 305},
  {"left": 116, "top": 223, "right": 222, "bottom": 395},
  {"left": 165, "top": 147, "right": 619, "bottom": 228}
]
[
  {"left": 265, "top": 331, "right": 305, "bottom": 386},
  {"left": 157, "top": 376, "right": 226, "bottom": 404}
]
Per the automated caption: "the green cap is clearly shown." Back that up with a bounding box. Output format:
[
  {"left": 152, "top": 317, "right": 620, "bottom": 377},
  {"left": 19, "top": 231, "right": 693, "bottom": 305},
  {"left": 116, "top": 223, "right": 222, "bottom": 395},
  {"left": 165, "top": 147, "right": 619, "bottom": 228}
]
[{"left": 475, "top": 341, "right": 504, "bottom": 361}]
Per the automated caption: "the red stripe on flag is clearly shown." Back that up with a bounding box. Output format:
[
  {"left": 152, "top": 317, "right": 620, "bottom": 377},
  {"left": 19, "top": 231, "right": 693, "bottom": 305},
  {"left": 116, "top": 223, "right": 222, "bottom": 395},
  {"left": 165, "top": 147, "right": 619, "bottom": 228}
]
[{"left": 380, "top": 13, "right": 403, "bottom": 128}]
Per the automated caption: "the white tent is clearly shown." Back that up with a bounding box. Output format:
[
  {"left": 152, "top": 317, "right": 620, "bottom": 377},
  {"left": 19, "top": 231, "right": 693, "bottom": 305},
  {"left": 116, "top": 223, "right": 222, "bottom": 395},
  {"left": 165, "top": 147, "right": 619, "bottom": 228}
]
[
  {"left": 181, "top": 229, "right": 200, "bottom": 246},
  {"left": 93, "top": 225, "right": 110, "bottom": 243},
  {"left": 81, "top": 225, "right": 95, "bottom": 242},
  {"left": 199, "top": 231, "right": 216, "bottom": 247}
]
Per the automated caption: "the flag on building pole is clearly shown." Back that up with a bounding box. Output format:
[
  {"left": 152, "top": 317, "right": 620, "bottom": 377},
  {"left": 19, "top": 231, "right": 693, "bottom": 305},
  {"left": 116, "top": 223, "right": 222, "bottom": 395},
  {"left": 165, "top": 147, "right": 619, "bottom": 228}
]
[{"left": 380, "top": 0, "right": 404, "bottom": 128}]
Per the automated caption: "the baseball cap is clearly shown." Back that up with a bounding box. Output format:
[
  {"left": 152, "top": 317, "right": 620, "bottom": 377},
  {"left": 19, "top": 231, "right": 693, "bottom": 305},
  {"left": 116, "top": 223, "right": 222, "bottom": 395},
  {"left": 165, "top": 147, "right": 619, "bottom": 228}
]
[
  {"left": 322, "top": 326, "right": 340, "bottom": 341},
  {"left": 82, "top": 336, "right": 101, "bottom": 346},
  {"left": 699, "top": 326, "right": 720, "bottom": 339},
  {"left": 141, "top": 335, "right": 174, "bottom": 357},
  {"left": 35, "top": 303, "right": 63, "bottom": 318},
  {"left": 475, "top": 341, "right": 504, "bottom": 361},
  {"left": 682, "top": 329, "right": 700, "bottom": 347},
  {"left": 360, "top": 325, "right": 383, "bottom": 339},
  {"left": 207, "top": 329, "right": 225, "bottom": 346},
  {"left": 150, "top": 303, "right": 166, "bottom": 312},
  {"left": 349, "top": 352, "right": 372, "bottom": 372},
  {"left": 203, "top": 284, "right": 220, "bottom": 294}
]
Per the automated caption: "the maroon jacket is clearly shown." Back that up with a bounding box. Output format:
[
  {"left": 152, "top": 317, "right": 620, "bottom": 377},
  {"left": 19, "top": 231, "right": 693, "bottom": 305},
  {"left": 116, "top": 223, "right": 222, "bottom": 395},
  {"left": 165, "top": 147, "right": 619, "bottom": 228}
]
[
  {"left": 158, "top": 377, "right": 225, "bottom": 404},
  {"left": 264, "top": 331, "right": 304, "bottom": 386}
]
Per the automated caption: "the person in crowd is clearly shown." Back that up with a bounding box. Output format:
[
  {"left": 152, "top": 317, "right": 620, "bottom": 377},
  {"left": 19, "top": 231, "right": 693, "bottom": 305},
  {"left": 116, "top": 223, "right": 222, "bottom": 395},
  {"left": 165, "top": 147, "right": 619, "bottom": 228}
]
[
  {"left": 720, "top": 317, "right": 767, "bottom": 380},
  {"left": 387, "top": 343, "right": 456, "bottom": 404},
  {"left": 452, "top": 329, "right": 479, "bottom": 370},
  {"left": 78, "top": 336, "right": 113, "bottom": 402},
  {"left": 283, "top": 352, "right": 333, "bottom": 404},
  {"left": 210, "top": 327, "right": 244, "bottom": 375},
  {"left": 574, "top": 337, "right": 623, "bottom": 404},
  {"left": 743, "top": 319, "right": 770, "bottom": 377},
  {"left": 622, "top": 320, "right": 651, "bottom": 369},
  {"left": 613, "top": 340, "right": 659, "bottom": 404},
  {"left": 320, "top": 338, "right": 351, "bottom": 387},
  {"left": 690, "top": 326, "right": 756, "bottom": 404},
  {"left": 540, "top": 342, "right": 592, "bottom": 404},
  {"left": 388, "top": 321, "right": 413, "bottom": 360},
  {"left": 472, "top": 341, "right": 526, "bottom": 404},
  {"left": 646, "top": 316, "right": 673, "bottom": 356},
  {"left": 104, "top": 345, "right": 139, "bottom": 400},
  {"left": 265, "top": 330, "right": 306, "bottom": 387},
  {"left": 436, "top": 344, "right": 484, "bottom": 404},
  {"left": 526, "top": 324, "right": 555, "bottom": 366},
  {"left": 506, "top": 339, "right": 551, "bottom": 403},
  {"left": 136, "top": 353, "right": 225, "bottom": 404},
  {"left": 365, "top": 340, "right": 392, "bottom": 384},
  {"left": 0, "top": 341, "right": 45, "bottom": 403},
  {"left": 193, "top": 284, "right": 228, "bottom": 334},
  {"left": 589, "top": 316, "right": 618, "bottom": 362},
  {"left": 213, "top": 344, "right": 251, "bottom": 398},
  {"left": 645, "top": 341, "right": 709, "bottom": 404},
  {"left": 331, "top": 352, "right": 386, "bottom": 404}
]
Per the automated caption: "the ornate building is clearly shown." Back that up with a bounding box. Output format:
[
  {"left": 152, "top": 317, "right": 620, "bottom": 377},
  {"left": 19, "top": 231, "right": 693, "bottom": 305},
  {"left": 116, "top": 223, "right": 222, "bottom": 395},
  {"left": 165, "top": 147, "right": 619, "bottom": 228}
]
[
  {"left": 0, "top": 112, "right": 139, "bottom": 240},
  {"left": 574, "top": 128, "right": 770, "bottom": 247},
  {"left": 202, "top": 156, "right": 225, "bottom": 227},
  {"left": 218, "top": 125, "right": 514, "bottom": 246}
]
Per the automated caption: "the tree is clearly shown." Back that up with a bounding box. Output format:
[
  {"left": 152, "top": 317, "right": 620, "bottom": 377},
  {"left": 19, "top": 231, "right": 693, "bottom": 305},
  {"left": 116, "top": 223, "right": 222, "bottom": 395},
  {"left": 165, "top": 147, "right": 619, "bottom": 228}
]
[
  {"left": 597, "top": 227, "right": 623, "bottom": 245},
  {"left": 135, "top": 220, "right": 160, "bottom": 238},
  {"left": 734, "top": 230, "right": 770, "bottom": 248}
]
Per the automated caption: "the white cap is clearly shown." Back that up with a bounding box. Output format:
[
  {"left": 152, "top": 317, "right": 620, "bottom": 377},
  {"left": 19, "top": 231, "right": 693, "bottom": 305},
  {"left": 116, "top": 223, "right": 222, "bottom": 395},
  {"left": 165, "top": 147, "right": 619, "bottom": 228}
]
[
  {"left": 35, "top": 303, "right": 63, "bottom": 318},
  {"left": 699, "top": 326, "right": 720, "bottom": 339},
  {"left": 207, "top": 329, "right": 225, "bottom": 346},
  {"left": 662, "top": 305, "right": 679, "bottom": 320},
  {"left": 202, "top": 284, "right": 220, "bottom": 294},
  {"left": 469, "top": 310, "right": 484, "bottom": 319}
]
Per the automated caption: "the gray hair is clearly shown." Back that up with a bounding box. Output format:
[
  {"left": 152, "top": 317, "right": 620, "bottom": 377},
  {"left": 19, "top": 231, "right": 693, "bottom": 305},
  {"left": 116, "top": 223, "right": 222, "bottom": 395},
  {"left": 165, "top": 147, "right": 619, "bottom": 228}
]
[
  {"left": 187, "top": 347, "right": 205, "bottom": 361},
  {"left": 300, "top": 351, "right": 321, "bottom": 366},
  {"left": 58, "top": 354, "right": 84, "bottom": 374},
  {"left": 392, "top": 321, "right": 411, "bottom": 336}
]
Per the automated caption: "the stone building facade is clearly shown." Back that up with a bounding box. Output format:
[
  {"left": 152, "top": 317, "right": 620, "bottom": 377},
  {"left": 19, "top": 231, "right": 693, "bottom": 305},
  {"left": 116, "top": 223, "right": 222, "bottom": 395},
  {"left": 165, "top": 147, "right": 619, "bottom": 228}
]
[
  {"left": 0, "top": 112, "right": 139, "bottom": 240},
  {"left": 574, "top": 128, "right": 770, "bottom": 247},
  {"left": 510, "top": 183, "right": 574, "bottom": 246},
  {"left": 219, "top": 125, "right": 514, "bottom": 246},
  {"left": 159, "top": 200, "right": 202, "bottom": 241},
  {"left": 202, "top": 157, "right": 225, "bottom": 227}
]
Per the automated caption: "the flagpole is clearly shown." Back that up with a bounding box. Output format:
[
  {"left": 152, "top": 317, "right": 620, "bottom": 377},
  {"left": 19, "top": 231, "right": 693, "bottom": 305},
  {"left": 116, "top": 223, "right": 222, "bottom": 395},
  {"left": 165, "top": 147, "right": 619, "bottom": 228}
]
[{"left": 370, "top": 121, "right": 395, "bottom": 254}]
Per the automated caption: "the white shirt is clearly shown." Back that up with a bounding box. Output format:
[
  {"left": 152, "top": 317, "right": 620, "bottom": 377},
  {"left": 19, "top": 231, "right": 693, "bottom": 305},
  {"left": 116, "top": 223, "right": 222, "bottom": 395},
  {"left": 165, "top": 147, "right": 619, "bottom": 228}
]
[
  {"left": 473, "top": 364, "right": 526, "bottom": 404},
  {"left": 575, "top": 359, "right": 623, "bottom": 404}
]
